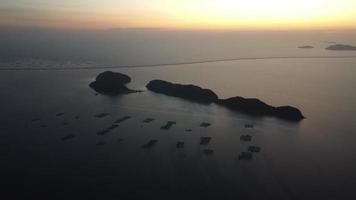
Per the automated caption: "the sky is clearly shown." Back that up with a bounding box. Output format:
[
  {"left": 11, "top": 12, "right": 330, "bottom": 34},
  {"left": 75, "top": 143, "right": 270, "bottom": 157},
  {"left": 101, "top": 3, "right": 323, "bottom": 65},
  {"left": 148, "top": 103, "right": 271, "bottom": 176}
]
[{"left": 1, "top": 0, "right": 356, "bottom": 30}]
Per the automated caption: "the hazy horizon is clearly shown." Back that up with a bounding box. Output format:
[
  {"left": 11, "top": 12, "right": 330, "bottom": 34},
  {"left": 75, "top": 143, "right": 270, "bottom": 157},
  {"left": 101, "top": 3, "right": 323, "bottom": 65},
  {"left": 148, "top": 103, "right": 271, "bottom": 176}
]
[
  {"left": 1, "top": 26, "right": 356, "bottom": 68},
  {"left": 1, "top": 0, "right": 356, "bottom": 30}
]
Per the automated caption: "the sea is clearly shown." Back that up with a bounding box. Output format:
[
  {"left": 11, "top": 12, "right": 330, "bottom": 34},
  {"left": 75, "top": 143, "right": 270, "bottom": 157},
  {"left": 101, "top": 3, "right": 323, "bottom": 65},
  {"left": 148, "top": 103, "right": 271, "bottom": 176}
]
[{"left": 1, "top": 28, "right": 356, "bottom": 200}]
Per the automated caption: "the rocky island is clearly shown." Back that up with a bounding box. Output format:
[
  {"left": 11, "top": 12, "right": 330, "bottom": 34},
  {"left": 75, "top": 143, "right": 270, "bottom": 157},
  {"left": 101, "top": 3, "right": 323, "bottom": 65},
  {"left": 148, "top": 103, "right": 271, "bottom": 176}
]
[
  {"left": 146, "top": 80, "right": 305, "bottom": 121},
  {"left": 146, "top": 80, "right": 218, "bottom": 104},
  {"left": 326, "top": 44, "right": 356, "bottom": 51},
  {"left": 89, "top": 71, "right": 137, "bottom": 95}
]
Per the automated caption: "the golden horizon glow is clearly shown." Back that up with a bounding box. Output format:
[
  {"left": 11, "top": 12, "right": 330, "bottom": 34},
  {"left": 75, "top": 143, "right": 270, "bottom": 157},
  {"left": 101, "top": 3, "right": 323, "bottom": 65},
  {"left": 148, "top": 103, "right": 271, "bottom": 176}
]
[{"left": 1, "top": 0, "right": 356, "bottom": 30}]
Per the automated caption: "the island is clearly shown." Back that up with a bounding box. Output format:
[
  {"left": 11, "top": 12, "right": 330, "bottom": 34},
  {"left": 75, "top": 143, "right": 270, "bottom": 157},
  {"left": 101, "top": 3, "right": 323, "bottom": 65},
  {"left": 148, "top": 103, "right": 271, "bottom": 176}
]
[
  {"left": 89, "top": 71, "right": 137, "bottom": 95},
  {"left": 326, "top": 44, "right": 356, "bottom": 51},
  {"left": 146, "top": 80, "right": 218, "bottom": 104},
  {"left": 146, "top": 80, "right": 305, "bottom": 121},
  {"left": 217, "top": 97, "right": 305, "bottom": 121},
  {"left": 298, "top": 45, "right": 314, "bottom": 49}
]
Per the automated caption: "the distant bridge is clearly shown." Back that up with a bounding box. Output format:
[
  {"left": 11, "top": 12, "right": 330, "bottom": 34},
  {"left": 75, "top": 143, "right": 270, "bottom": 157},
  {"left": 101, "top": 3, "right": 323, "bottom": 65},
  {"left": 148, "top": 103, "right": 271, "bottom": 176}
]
[{"left": 1, "top": 55, "right": 356, "bottom": 71}]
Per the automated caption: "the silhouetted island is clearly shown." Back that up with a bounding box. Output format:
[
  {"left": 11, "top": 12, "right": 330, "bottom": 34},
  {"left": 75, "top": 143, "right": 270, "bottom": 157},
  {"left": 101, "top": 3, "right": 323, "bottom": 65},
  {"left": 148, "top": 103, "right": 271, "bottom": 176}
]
[
  {"left": 298, "top": 45, "right": 314, "bottom": 49},
  {"left": 146, "top": 80, "right": 305, "bottom": 121},
  {"left": 218, "top": 97, "right": 304, "bottom": 121},
  {"left": 146, "top": 80, "right": 218, "bottom": 104},
  {"left": 89, "top": 71, "right": 137, "bottom": 95},
  {"left": 326, "top": 44, "right": 356, "bottom": 51}
]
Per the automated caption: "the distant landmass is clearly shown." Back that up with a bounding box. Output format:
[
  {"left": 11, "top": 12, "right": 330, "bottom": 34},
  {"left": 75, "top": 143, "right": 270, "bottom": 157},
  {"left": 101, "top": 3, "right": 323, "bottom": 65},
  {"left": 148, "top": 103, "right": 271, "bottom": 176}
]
[
  {"left": 146, "top": 80, "right": 305, "bottom": 121},
  {"left": 89, "top": 71, "right": 138, "bottom": 95},
  {"left": 326, "top": 44, "right": 356, "bottom": 51},
  {"left": 298, "top": 46, "right": 314, "bottom": 49}
]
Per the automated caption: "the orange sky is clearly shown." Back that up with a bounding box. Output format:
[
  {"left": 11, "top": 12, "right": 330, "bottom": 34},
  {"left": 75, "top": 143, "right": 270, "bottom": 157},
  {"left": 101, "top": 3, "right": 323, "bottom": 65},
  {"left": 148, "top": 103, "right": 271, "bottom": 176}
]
[{"left": 1, "top": 0, "right": 356, "bottom": 30}]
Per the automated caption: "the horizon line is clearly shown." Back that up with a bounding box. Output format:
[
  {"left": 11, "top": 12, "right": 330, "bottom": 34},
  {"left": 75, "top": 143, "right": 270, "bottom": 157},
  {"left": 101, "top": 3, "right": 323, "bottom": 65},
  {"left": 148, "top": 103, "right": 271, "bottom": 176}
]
[{"left": 2, "top": 24, "right": 356, "bottom": 32}]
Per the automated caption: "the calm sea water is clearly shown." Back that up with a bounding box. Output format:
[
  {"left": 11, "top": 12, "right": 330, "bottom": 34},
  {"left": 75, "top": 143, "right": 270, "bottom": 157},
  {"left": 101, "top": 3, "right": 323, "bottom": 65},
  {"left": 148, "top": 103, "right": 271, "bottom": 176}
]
[{"left": 1, "top": 29, "right": 356, "bottom": 200}]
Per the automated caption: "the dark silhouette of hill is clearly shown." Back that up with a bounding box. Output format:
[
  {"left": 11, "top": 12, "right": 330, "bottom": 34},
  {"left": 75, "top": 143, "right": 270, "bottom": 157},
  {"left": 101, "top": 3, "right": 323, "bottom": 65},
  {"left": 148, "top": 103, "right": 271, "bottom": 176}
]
[
  {"left": 146, "top": 80, "right": 218, "bottom": 104},
  {"left": 89, "top": 71, "right": 137, "bottom": 95},
  {"left": 217, "top": 97, "right": 304, "bottom": 121},
  {"left": 298, "top": 46, "right": 314, "bottom": 49},
  {"left": 146, "top": 80, "right": 305, "bottom": 121}
]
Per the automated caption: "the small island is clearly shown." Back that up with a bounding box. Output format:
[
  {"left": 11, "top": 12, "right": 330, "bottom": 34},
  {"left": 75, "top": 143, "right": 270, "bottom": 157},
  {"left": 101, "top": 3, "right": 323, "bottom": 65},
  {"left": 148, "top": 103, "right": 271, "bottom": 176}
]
[
  {"left": 298, "top": 45, "right": 314, "bottom": 49},
  {"left": 146, "top": 80, "right": 218, "bottom": 104},
  {"left": 146, "top": 80, "right": 305, "bottom": 121},
  {"left": 217, "top": 97, "right": 305, "bottom": 121},
  {"left": 89, "top": 71, "right": 137, "bottom": 95},
  {"left": 326, "top": 44, "right": 356, "bottom": 51}
]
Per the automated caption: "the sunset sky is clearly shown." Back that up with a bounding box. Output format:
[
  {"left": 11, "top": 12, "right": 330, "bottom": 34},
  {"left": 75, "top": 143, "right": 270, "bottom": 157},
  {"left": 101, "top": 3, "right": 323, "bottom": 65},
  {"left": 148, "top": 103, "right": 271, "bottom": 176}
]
[{"left": 1, "top": 0, "right": 356, "bottom": 30}]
